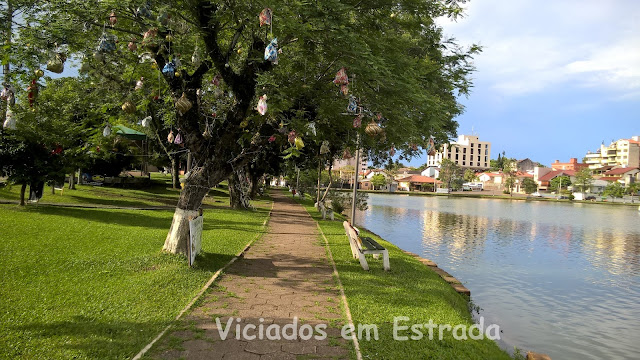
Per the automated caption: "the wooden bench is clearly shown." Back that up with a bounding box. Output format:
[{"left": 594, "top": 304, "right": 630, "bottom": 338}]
[{"left": 343, "top": 221, "right": 390, "bottom": 271}]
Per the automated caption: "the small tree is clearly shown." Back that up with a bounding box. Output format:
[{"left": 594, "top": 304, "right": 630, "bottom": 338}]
[
  {"left": 574, "top": 168, "right": 594, "bottom": 196},
  {"left": 522, "top": 177, "right": 538, "bottom": 194},
  {"left": 439, "top": 159, "right": 460, "bottom": 189},
  {"left": 550, "top": 176, "right": 572, "bottom": 192},
  {"left": 603, "top": 182, "right": 624, "bottom": 202},
  {"left": 626, "top": 182, "right": 640, "bottom": 203},
  {"left": 371, "top": 174, "right": 387, "bottom": 190},
  {"left": 464, "top": 169, "right": 477, "bottom": 183},
  {"left": 504, "top": 176, "right": 516, "bottom": 196}
]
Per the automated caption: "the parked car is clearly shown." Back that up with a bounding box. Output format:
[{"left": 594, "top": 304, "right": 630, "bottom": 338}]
[
  {"left": 531, "top": 192, "right": 542, "bottom": 197},
  {"left": 585, "top": 195, "right": 596, "bottom": 201}
]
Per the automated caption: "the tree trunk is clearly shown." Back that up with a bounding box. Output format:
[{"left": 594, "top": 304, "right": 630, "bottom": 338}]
[
  {"left": 51, "top": 185, "right": 55, "bottom": 195},
  {"left": 69, "top": 171, "right": 75, "bottom": 190},
  {"left": 163, "top": 164, "right": 228, "bottom": 255},
  {"left": 228, "top": 167, "right": 251, "bottom": 209},
  {"left": 316, "top": 160, "right": 322, "bottom": 206},
  {"left": 19, "top": 183, "right": 26, "bottom": 206},
  {"left": 171, "top": 156, "right": 180, "bottom": 189}
]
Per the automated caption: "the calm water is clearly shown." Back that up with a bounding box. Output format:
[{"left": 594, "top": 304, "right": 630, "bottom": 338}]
[{"left": 354, "top": 194, "right": 640, "bottom": 360}]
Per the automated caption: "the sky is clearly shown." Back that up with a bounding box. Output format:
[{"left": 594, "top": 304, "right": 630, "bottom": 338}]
[{"left": 406, "top": 0, "right": 640, "bottom": 168}]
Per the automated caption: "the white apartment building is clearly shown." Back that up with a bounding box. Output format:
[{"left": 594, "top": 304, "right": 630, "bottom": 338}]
[
  {"left": 427, "top": 135, "right": 491, "bottom": 170},
  {"left": 584, "top": 136, "right": 640, "bottom": 169}
]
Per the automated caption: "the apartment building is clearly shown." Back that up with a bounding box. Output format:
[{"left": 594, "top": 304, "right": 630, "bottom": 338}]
[
  {"left": 427, "top": 135, "right": 491, "bottom": 170},
  {"left": 585, "top": 136, "right": 640, "bottom": 169}
]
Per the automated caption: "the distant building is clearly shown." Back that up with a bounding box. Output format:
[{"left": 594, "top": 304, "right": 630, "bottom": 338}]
[
  {"left": 516, "top": 158, "right": 536, "bottom": 172},
  {"left": 332, "top": 155, "right": 368, "bottom": 176},
  {"left": 393, "top": 167, "right": 421, "bottom": 180},
  {"left": 551, "top": 158, "right": 589, "bottom": 171},
  {"left": 420, "top": 166, "right": 440, "bottom": 179},
  {"left": 584, "top": 136, "right": 640, "bottom": 169},
  {"left": 427, "top": 135, "right": 491, "bottom": 170},
  {"left": 397, "top": 175, "right": 441, "bottom": 192}
]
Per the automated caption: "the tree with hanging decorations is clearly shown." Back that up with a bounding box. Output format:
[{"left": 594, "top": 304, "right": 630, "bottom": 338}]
[{"left": 4, "top": 0, "right": 479, "bottom": 255}]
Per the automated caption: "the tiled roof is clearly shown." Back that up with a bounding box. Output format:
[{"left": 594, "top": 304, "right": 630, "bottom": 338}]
[
  {"left": 538, "top": 170, "right": 575, "bottom": 182},
  {"left": 604, "top": 167, "right": 639, "bottom": 175},
  {"left": 397, "top": 175, "right": 441, "bottom": 184},
  {"left": 599, "top": 176, "right": 622, "bottom": 182}
]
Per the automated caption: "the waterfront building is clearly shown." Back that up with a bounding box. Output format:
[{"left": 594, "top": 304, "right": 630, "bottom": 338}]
[
  {"left": 427, "top": 134, "right": 491, "bottom": 170},
  {"left": 584, "top": 136, "right": 640, "bottom": 169},
  {"left": 397, "top": 175, "right": 441, "bottom": 192}
]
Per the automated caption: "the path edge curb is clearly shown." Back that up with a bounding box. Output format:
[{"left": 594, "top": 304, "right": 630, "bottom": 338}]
[
  {"left": 131, "top": 200, "right": 275, "bottom": 360},
  {"left": 305, "top": 207, "right": 364, "bottom": 360}
]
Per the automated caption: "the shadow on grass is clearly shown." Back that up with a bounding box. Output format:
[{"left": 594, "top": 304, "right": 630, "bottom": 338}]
[
  {"left": 23, "top": 206, "right": 172, "bottom": 229},
  {"left": 11, "top": 315, "right": 167, "bottom": 359},
  {"left": 192, "top": 252, "right": 236, "bottom": 273}
]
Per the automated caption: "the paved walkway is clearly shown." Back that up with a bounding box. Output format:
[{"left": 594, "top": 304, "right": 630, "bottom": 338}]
[{"left": 150, "top": 192, "right": 351, "bottom": 360}]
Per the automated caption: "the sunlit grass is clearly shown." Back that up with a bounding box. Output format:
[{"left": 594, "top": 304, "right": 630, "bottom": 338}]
[{"left": 0, "top": 193, "right": 270, "bottom": 359}]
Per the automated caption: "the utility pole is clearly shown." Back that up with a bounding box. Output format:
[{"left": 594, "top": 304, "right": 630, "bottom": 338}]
[{"left": 350, "top": 134, "right": 360, "bottom": 225}]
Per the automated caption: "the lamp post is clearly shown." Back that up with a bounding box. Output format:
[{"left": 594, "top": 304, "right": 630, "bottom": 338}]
[{"left": 350, "top": 134, "right": 361, "bottom": 226}]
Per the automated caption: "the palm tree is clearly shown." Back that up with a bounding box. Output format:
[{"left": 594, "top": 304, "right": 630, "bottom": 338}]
[{"left": 627, "top": 182, "right": 640, "bottom": 203}]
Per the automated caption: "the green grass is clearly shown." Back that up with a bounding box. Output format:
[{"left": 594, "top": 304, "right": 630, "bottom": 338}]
[
  {"left": 293, "top": 193, "right": 512, "bottom": 360},
  {"left": 0, "top": 175, "right": 267, "bottom": 209},
  {"left": 0, "top": 196, "right": 271, "bottom": 359}
]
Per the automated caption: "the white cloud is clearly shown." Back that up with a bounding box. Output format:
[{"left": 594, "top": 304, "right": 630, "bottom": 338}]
[{"left": 438, "top": 0, "right": 640, "bottom": 97}]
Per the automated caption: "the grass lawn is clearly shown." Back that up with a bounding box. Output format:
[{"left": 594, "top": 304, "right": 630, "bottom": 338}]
[
  {"left": 0, "top": 195, "right": 271, "bottom": 359},
  {"left": 294, "top": 194, "right": 513, "bottom": 360},
  {"left": 0, "top": 174, "right": 249, "bottom": 209}
]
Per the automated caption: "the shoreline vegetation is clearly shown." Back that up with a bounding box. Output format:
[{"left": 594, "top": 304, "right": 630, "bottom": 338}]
[
  {"left": 335, "top": 188, "right": 640, "bottom": 207},
  {"left": 292, "top": 191, "right": 518, "bottom": 360}
]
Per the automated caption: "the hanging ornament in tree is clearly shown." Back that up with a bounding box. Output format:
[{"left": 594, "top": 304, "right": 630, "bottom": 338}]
[
  {"left": 137, "top": 4, "right": 152, "bottom": 19},
  {"left": 353, "top": 114, "right": 362, "bottom": 128},
  {"left": 389, "top": 145, "right": 396, "bottom": 157},
  {"left": 128, "top": 40, "right": 138, "bottom": 52},
  {"left": 343, "top": 148, "right": 352, "bottom": 160},
  {"left": 167, "top": 130, "right": 175, "bottom": 143},
  {"left": 288, "top": 130, "right": 297, "bottom": 144},
  {"left": 192, "top": 47, "right": 201, "bottom": 67},
  {"left": 333, "top": 67, "right": 349, "bottom": 85},
  {"left": 103, "top": 123, "right": 112, "bottom": 137},
  {"left": 257, "top": 94, "right": 268, "bottom": 115},
  {"left": 1, "top": 83, "right": 16, "bottom": 107},
  {"left": 259, "top": 8, "right": 273, "bottom": 27},
  {"left": 294, "top": 137, "right": 304, "bottom": 150},
  {"left": 122, "top": 101, "right": 136, "bottom": 114},
  {"left": 142, "top": 28, "right": 158, "bottom": 48},
  {"left": 307, "top": 122, "right": 316, "bottom": 136},
  {"left": 135, "top": 77, "right": 144, "bottom": 91},
  {"left": 174, "top": 132, "right": 183, "bottom": 145},
  {"left": 27, "top": 80, "right": 39, "bottom": 107},
  {"left": 212, "top": 74, "right": 221, "bottom": 86},
  {"left": 268, "top": 135, "right": 276, "bottom": 143},
  {"left": 98, "top": 33, "right": 117, "bottom": 53},
  {"left": 141, "top": 116, "right": 151, "bottom": 127},
  {"left": 426, "top": 136, "right": 436, "bottom": 156},
  {"left": 162, "top": 62, "right": 176, "bottom": 78},
  {"left": 340, "top": 84, "right": 349, "bottom": 96},
  {"left": 347, "top": 96, "right": 358, "bottom": 113},
  {"left": 157, "top": 12, "right": 170, "bottom": 26},
  {"left": 320, "top": 140, "right": 330, "bottom": 155},
  {"left": 365, "top": 120, "right": 383, "bottom": 137},
  {"left": 3, "top": 109, "right": 16, "bottom": 130},
  {"left": 165, "top": 34, "right": 174, "bottom": 42},
  {"left": 203, "top": 121, "right": 213, "bottom": 139},
  {"left": 35, "top": 69, "right": 44, "bottom": 78},
  {"left": 264, "top": 38, "right": 278, "bottom": 64},
  {"left": 46, "top": 53, "right": 66, "bottom": 73},
  {"left": 411, "top": 143, "right": 418, "bottom": 151},
  {"left": 109, "top": 11, "right": 117, "bottom": 25},
  {"left": 175, "top": 93, "right": 193, "bottom": 115},
  {"left": 93, "top": 51, "right": 105, "bottom": 62}
]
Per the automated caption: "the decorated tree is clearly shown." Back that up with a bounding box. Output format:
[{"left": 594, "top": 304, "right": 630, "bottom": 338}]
[{"left": 6, "top": 0, "right": 479, "bottom": 255}]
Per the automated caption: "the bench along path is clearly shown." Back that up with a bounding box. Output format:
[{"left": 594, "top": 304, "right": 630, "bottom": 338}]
[{"left": 149, "top": 192, "right": 351, "bottom": 360}]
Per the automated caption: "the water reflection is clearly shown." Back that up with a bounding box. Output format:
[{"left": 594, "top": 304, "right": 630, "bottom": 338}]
[{"left": 355, "top": 194, "right": 640, "bottom": 360}]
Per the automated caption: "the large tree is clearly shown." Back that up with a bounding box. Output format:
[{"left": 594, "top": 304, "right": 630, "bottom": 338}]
[{"left": 7, "top": 0, "right": 479, "bottom": 255}]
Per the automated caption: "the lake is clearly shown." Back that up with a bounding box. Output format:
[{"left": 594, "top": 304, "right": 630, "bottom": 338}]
[{"left": 354, "top": 193, "right": 640, "bottom": 360}]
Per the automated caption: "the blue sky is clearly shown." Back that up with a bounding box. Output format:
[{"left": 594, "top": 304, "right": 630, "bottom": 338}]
[{"left": 406, "top": 0, "right": 639, "bottom": 168}]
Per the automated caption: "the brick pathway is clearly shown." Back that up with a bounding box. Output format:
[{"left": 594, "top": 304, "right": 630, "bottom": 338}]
[{"left": 149, "top": 192, "right": 351, "bottom": 360}]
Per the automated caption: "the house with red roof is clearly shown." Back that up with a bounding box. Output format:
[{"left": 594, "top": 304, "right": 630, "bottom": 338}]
[
  {"left": 601, "top": 167, "right": 640, "bottom": 185},
  {"left": 397, "top": 175, "right": 441, "bottom": 192}
]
